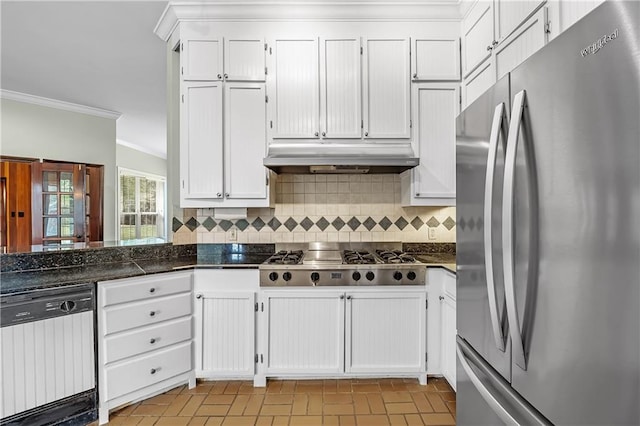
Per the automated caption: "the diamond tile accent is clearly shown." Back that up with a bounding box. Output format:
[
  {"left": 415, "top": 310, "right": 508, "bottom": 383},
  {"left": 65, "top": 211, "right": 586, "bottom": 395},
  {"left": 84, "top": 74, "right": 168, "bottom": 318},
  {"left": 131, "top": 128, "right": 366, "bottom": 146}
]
[
  {"left": 316, "top": 217, "right": 330, "bottom": 231},
  {"left": 378, "top": 216, "right": 392, "bottom": 231},
  {"left": 363, "top": 217, "right": 376, "bottom": 231},
  {"left": 300, "top": 217, "right": 314, "bottom": 231},
  {"left": 332, "top": 217, "right": 345, "bottom": 231},
  {"left": 284, "top": 217, "right": 298, "bottom": 231},
  {"left": 347, "top": 216, "right": 361, "bottom": 231},
  {"left": 252, "top": 217, "right": 266, "bottom": 231},
  {"left": 235, "top": 219, "right": 249, "bottom": 231},
  {"left": 477, "top": 217, "right": 483, "bottom": 230},
  {"left": 268, "top": 217, "right": 282, "bottom": 231},
  {"left": 411, "top": 216, "right": 424, "bottom": 230},
  {"left": 426, "top": 216, "right": 440, "bottom": 228},
  {"left": 458, "top": 216, "right": 466, "bottom": 231},
  {"left": 443, "top": 216, "right": 456, "bottom": 230},
  {"left": 202, "top": 217, "right": 217, "bottom": 231},
  {"left": 184, "top": 217, "right": 199, "bottom": 232},
  {"left": 218, "top": 220, "right": 233, "bottom": 232},
  {"left": 172, "top": 218, "right": 183, "bottom": 233},
  {"left": 394, "top": 217, "right": 408, "bottom": 230},
  {"left": 468, "top": 217, "right": 475, "bottom": 231}
]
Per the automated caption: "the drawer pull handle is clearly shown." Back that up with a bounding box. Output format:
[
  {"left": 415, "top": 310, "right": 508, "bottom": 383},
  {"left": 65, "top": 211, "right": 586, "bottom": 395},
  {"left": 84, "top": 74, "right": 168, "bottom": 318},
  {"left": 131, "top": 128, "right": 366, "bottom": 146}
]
[
  {"left": 150, "top": 311, "right": 156, "bottom": 317},
  {"left": 150, "top": 338, "right": 156, "bottom": 344},
  {"left": 150, "top": 368, "right": 158, "bottom": 375},
  {"left": 439, "top": 296, "right": 445, "bottom": 301},
  {"left": 149, "top": 287, "right": 156, "bottom": 293}
]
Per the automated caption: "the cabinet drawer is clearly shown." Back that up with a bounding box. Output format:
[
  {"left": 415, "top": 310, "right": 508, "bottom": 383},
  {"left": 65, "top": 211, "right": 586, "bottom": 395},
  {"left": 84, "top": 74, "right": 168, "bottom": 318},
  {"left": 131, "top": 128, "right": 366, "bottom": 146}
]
[
  {"left": 101, "top": 273, "right": 192, "bottom": 307},
  {"left": 104, "top": 316, "right": 192, "bottom": 364},
  {"left": 103, "top": 292, "right": 192, "bottom": 335},
  {"left": 104, "top": 341, "right": 191, "bottom": 401}
]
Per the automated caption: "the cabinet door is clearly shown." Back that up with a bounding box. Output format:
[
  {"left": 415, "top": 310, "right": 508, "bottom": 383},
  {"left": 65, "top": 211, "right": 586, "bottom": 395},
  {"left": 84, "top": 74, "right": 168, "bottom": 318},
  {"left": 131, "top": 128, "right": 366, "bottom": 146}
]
[
  {"left": 320, "top": 37, "right": 362, "bottom": 139},
  {"left": 412, "top": 38, "right": 461, "bottom": 81},
  {"left": 180, "top": 82, "right": 223, "bottom": 200},
  {"left": 182, "top": 38, "right": 223, "bottom": 81},
  {"left": 269, "top": 37, "right": 319, "bottom": 139},
  {"left": 494, "top": 7, "right": 548, "bottom": 81},
  {"left": 345, "top": 292, "right": 426, "bottom": 374},
  {"left": 462, "top": 1, "right": 494, "bottom": 77},
  {"left": 462, "top": 57, "right": 495, "bottom": 109},
  {"left": 441, "top": 294, "right": 456, "bottom": 391},
  {"left": 196, "top": 292, "right": 255, "bottom": 377},
  {"left": 363, "top": 38, "right": 410, "bottom": 139},
  {"left": 495, "top": 0, "right": 545, "bottom": 43},
  {"left": 224, "top": 83, "right": 267, "bottom": 200},
  {"left": 224, "top": 37, "right": 266, "bottom": 81},
  {"left": 412, "top": 83, "right": 458, "bottom": 201},
  {"left": 263, "top": 291, "right": 344, "bottom": 374}
]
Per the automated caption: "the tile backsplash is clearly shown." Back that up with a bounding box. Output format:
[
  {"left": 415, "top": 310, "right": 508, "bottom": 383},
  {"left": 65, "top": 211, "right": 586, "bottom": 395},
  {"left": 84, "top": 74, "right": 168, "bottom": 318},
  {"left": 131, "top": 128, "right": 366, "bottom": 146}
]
[{"left": 172, "top": 174, "right": 455, "bottom": 244}]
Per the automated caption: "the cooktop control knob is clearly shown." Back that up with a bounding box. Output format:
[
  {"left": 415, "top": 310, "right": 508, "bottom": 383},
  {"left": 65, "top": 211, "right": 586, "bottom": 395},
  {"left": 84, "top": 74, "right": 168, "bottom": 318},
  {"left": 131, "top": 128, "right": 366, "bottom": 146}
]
[
  {"left": 60, "top": 300, "right": 76, "bottom": 312},
  {"left": 269, "top": 272, "right": 279, "bottom": 282},
  {"left": 393, "top": 271, "right": 403, "bottom": 281},
  {"left": 352, "top": 271, "right": 361, "bottom": 281},
  {"left": 407, "top": 271, "right": 417, "bottom": 281},
  {"left": 310, "top": 272, "right": 320, "bottom": 282},
  {"left": 366, "top": 271, "right": 375, "bottom": 281},
  {"left": 283, "top": 272, "right": 292, "bottom": 281}
]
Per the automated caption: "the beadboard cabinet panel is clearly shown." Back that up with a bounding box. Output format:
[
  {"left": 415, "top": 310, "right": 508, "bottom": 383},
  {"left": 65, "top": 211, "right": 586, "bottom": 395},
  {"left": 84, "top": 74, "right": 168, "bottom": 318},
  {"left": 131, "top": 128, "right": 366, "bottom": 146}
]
[
  {"left": 412, "top": 38, "right": 461, "bottom": 81},
  {"left": 462, "top": 1, "right": 494, "bottom": 77},
  {"left": 495, "top": 0, "right": 545, "bottom": 43},
  {"left": 182, "top": 38, "right": 223, "bottom": 81},
  {"left": 462, "top": 57, "right": 495, "bottom": 109},
  {"left": 224, "top": 37, "right": 266, "bottom": 81}
]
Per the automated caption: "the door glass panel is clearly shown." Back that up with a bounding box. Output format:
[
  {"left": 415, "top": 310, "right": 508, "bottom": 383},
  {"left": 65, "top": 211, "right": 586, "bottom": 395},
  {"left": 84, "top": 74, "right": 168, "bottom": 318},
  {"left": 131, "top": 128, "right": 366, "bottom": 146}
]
[
  {"left": 44, "top": 194, "right": 58, "bottom": 215},
  {"left": 43, "top": 172, "right": 58, "bottom": 192},
  {"left": 60, "top": 218, "right": 74, "bottom": 237},
  {"left": 60, "top": 172, "right": 73, "bottom": 192},
  {"left": 60, "top": 194, "right": 74, "bottom": 215},
  {"left": 44, "top": 217, "right": 59, "bottom": 237}
]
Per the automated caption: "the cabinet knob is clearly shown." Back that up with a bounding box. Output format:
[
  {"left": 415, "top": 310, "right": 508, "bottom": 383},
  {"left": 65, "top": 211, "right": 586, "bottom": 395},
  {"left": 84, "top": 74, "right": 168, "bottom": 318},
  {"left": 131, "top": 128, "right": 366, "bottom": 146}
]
[
  {"left": 346, "top": 295, "right": 352, "bottom": 300},
  {"left": 224, "top": 73, "right": 228, "bottom": 79},
  {"left": 217, "top": 73, "right": 222, "bottom": 79},
  {"left": 196, "top": 294, "right": 203, "bottom": 299},
  {"left": 365, "top": 132, "right": 368, "bottom": 137},
  {"left": 225, "top": 193, "right": 229, "bottom": 197},
  {"left": 149, "top": 287, "right": 155, "bottom": 293},
  {"left": 149, "top": 311, "right": 156, "bottom": 317},
  {"left": 150, "top": 338, "right": 156, "bottom": 344},
  {"left": 492, "top": 40, "right": 499, "bottom": 46},
  {"left": 150, "top": 368, "right": 157, "bottom": 375},
  {"left": 339, "top": 294, "right": 345, "bottom": 300},
  {"left": 322, "top": 131, "right": 326, "bottom": 137},
  {"left": 413, "top": 73, "right": 417, "bottom": 79},
  {"left": 416, "top": 193, "right": 420, "bottom": 196},
  {"left": 314, "top": 131, "right": 319, "bottom": 137},
  {"left": 439, "top": 296, "right": 445, "bottom": 301},
  {"left": 487, "top": 45, "right": 493, "bottom": 51},
  {"left": 217, "top": 192, "right": 222, "bottom": 197}
]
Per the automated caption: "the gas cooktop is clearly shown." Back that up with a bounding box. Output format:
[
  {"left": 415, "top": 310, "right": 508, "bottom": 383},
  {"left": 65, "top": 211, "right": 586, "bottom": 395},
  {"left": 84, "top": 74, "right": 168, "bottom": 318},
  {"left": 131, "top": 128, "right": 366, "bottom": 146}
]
[{"left": 259, "top": 243, "right": 426, "bottom": 286}]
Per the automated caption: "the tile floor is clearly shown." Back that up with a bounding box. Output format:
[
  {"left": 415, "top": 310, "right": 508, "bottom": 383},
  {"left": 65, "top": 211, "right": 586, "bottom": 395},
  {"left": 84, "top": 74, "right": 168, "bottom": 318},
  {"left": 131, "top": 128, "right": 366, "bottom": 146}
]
[{"left": 93, "top": 378, "right": 456, "bottom": 426}]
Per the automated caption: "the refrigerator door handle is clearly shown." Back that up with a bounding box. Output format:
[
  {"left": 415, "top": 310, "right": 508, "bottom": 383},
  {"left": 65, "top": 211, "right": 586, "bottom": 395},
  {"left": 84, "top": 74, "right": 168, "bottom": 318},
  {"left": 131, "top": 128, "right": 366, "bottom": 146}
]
[
  {"left": 503, "top": 90, "right": 528, "bottom": 370},
  {"left": 484, "top": 102, "right": 508, "bottom": 353},
  {"left": 457, "top": 336, "right": 553, "bottom": 426}
]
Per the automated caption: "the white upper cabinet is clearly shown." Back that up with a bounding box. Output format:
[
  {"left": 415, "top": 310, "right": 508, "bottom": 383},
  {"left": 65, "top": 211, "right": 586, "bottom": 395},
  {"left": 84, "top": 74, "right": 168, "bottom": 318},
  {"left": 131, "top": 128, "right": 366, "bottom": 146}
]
[
  {"left": 462, "top": 1, "right": 495, "bottom": 77},
  {"left": 182, "top": 38, "right": 223, "bottom": 81},
  {"left": 320, "top": 37, "right": 362, "bottom": 139},
  {"left": 462, "top": 56, "right": 495, "bottom": 108},
  {"left": 495, "top": 0, "right": 545, "bottom": 43},
  {"left": 411, "top": 38, "right": 461, "bottom": 81},
  {"left": 494, "top": 7, "right": 548, "bottom": 80},
  {"left": 224, "top": 83, "right": 268, "bottom": 200},
  {"left": 268, "top": 37, "right": 320, "bottom": 139},
  {"left": 363, "top": 38, "right": 411, "bottom": 139},
  {"left": 224, "top": 37, "right": 266, "bottom": 81},
  {"left": 180, "top": 81, "right": 224, "bottom": 200}
]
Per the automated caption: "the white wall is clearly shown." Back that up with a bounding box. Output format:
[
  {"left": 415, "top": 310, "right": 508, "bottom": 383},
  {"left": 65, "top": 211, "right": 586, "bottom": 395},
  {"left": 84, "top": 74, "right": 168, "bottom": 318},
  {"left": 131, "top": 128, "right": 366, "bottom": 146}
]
[
  {"left": 116, "top": 143, "right": 166, "bottom": 177},
  {"left": 0, "top": 98, "right": 118, "bottom": 240}
]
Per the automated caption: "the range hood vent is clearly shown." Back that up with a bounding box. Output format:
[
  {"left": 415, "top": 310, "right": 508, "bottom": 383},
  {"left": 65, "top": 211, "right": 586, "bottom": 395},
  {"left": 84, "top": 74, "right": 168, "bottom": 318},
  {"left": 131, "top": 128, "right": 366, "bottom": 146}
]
[{"left": 263, "top": 142, "right": 419, "bottom": 174}]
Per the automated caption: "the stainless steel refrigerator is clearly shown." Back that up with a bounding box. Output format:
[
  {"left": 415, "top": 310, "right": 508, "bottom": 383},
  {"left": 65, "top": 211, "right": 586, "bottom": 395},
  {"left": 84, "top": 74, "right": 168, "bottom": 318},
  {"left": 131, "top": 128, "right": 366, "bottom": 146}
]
[{"left": 456, "top": 1, "right": 639, "bottom": 424}]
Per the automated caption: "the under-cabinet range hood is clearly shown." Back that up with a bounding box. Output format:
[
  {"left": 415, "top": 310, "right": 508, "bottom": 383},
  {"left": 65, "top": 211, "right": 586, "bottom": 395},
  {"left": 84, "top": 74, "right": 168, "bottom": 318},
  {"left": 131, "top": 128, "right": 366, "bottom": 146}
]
[{"left": 263, "top": 142, "right": 419, "bottom": 174}]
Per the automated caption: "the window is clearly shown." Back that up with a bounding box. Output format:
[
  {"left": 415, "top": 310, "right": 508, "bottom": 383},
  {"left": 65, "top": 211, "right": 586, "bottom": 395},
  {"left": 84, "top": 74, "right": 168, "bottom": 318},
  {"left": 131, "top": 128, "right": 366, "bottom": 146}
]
[{"left": 118, "top": 168, "right": 166, "bottom": 240}]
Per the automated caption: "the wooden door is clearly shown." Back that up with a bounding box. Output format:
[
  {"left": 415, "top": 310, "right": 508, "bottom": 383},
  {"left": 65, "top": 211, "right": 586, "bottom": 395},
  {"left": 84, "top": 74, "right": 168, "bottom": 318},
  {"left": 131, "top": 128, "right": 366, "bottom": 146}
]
[
  {"left": 0, "top": 161, "right": 32, "bottom": 251},
  {"left": 31, "top": 162, "right": 85, "bottom": 245}
]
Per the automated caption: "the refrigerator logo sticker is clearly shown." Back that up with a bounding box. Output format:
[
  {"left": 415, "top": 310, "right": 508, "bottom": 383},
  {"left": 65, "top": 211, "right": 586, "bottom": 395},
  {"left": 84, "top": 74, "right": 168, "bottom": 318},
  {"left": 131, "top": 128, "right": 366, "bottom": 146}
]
[{"left": 581, "top": 29, "right": 619, "bottom": 57}]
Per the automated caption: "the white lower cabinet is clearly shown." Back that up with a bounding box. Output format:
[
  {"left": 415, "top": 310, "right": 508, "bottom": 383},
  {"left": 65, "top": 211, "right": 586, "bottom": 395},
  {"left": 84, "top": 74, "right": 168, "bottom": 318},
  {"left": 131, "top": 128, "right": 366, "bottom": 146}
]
[
  {"left": 439, "top": 270, "right": 457, "bottom": 391},
  {"left": 258, "top": 289, "right": 426, "bottom": 382},
  {"left": 97, "top": 272, "right": 195, "bottom": 424}
]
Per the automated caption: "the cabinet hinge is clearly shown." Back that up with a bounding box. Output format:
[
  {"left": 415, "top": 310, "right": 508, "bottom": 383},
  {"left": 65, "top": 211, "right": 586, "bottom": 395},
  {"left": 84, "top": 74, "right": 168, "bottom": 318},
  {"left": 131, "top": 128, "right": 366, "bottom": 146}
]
[
  {"left": 265, "top": 95, "right": 269, "bottom": 103},
  {"left": 544, "top": 21, "right": 551, "bottom": 34},
  {"left": 181, "top": 66, "right": 183, "bottom": 75},
  {"left": 361, "top": 120, "right": 364, "bottom": 129},
  {"left": 261, "top": 302, "right": 264, "bottom": 312},
  {"left": 181, "top": 43, "right": 183, "bottom": 51},
  {"left": 270, "top": 121, "right": 273, "bottom": 129},
  {"left": 182, "top": 180, "right": 185, "bottom": 189},
  {"left": 459, "top": 92, "right": 462, "bottom": 105},
  {"left": 264, "top": 42, "right": 267, "bottom": 51},
  {"left": 426, "top": 352, "right": 428, "bottom": 364},
  {"left": 265, "top": 67, "right": 268, "bottom": 75},
  {"left": 181, "top": 94, "right": 184, "bottom": 103},
  {"left": 410, "top": 119, "right": 412, "bottom": 129},
  {"left": 255, "top": 354, "right": 259, "bottom": 363},
  {"left": 269, "top": 47, "right": 272, "bottom": 55},
  {"left": 266, "top": 174, "right": 269, "bottom": 186},
  {"left": 260, "top": 354, "right": 264, "bottom": 363},
  {"left": 426, "top": 299, "right": 428, "bottom": 310},
  {"left": 360, "top": 46, "right": 363, "bottom": 55},
  {"left": 255, "top": 302, "right": 259, "bottom": 312}
]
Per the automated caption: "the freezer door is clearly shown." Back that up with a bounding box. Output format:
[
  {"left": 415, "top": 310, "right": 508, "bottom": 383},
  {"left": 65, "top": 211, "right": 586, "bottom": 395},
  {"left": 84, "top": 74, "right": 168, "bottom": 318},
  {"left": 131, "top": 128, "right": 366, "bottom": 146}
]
[
  {"left": 456, "top": 337, "right": 551, "bottom": 426},
  {"left": 506, "top": 2, "right": 640, "bottom": 424},
  {"left": 456, "top": 76, "right": 511, "bottom": 381}
]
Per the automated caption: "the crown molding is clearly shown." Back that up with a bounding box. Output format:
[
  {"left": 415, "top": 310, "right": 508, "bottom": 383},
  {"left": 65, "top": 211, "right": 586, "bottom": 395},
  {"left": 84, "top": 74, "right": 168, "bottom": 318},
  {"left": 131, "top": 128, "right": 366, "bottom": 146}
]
[
  {"left": 117, "top": 139, "right": 167, "bottom": 160},
  {"left": 154, "top": 1, "right": 464, "bottom": 41},
  {"left": 0, "top": 90, "right": 121, "bottom": 120}
]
